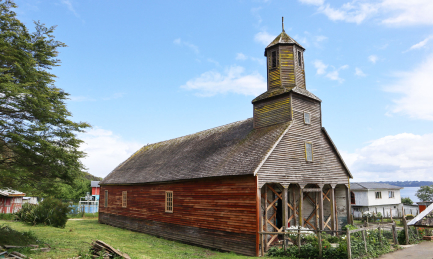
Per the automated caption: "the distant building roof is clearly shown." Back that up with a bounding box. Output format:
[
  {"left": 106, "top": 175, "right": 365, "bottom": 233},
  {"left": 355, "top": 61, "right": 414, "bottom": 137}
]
[
  {"left": 0, "top": 188, "right": 25, "bottom": 197},
  {"left": 91, "top": 181, "right": 100, "bottom": 188},
  {"left": 351, "top": 182, "right": 403, "bottom": 190}
]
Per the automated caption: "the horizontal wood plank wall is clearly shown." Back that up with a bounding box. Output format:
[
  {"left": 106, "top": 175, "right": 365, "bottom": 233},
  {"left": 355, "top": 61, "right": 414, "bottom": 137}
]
[
  {"left": 257, "top": 93, "right": 348, "bottom": 186},
  {"left": 294, "top": 46, "right": 306, "bottom": 89},
  {"left": 99, "top": 175, "right": 257, "bottom": 256},
  {"left": 280, "top": 45, "right": 295, "bottom": 88},
  {"left": 253, "top": 94, "right": 291, "bottom": 129},
  {"left": 267, "top": 47, "right": 281, "bottom": 90},
  {"left": 99, "top": 213, "right": 256, "bottom": 256}
]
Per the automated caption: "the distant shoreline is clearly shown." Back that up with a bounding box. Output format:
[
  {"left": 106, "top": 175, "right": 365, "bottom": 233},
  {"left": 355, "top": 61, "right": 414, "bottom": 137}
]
[{"left": 353, "top": 181, "right": 433, "bottom": 187}]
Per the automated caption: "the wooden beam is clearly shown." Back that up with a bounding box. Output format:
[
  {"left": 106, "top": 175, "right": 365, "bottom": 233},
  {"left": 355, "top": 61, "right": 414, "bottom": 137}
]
[
  {"left": 264, "top": 184, "right": 268, "bottom": 251},
  {"left": 346, "top": 184, "right": 351, "bottom": 225},
  {"left": 303, "top": 188, "right": 322, "bottom": 192},
  {"left": 257, "top": 187, "right": 261, "bottom": 257},
  {"left": 299, "top": 185, "right": 304, "bottom": 227},
  {"left": 319, "top": 184, "right": 324, "bottom": 230},
  {"left": 292, "top": 187, "right": 297, "bottom": 226},
  {"left": 283, "top": 186, "right": 288, "bottom": 230},
  {"left": 330, "top": 185, "right": 336, "bottom": 233}
]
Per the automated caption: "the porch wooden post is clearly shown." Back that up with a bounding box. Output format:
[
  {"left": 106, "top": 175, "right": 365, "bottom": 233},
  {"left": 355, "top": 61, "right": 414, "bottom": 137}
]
[
  {"left": 283, "top": 186, "right": 289, "bottom": 229},
  {"left": 319, "top": 184, "right": 324, "bottom": 230},
  {"left": 264, "top": 184, "right": 268, "bottom": 251},
  {"left": 346, "top": 184, "right": 351, "bottom": 225},
  {"left": 258, "top": 187, "right": 263, "bottom": 257},
  {"left": 330, "top": 184, "right": 336, "bottom": 234},
  {"left": 299, "top": 185, "right": 304, "bottom": 227},
  {"left": 292, "top": 187, "right": 297, "bottom": 226},
  {"left": 283, "top": 185, "right": 289, "bottom": 251}
]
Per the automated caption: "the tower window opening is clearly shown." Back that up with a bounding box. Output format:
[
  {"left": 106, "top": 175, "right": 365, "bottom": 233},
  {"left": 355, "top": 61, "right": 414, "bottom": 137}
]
[
  {"left": 271, "top": 51, "right": 277, "bottom": 68},
  {"left": 298, "top": 51, "right": 302, "bottom": 67}
]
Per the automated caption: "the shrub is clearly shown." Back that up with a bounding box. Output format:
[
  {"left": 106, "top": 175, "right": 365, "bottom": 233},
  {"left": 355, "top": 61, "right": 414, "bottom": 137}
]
[
  {"left": 0, "top": 224, "right": 39, "bottom": 246},
  {"left": 15, "top": 198, "right": 71, "bottom": 228},
  {"left": 0, "top": 213, "right": 15, "bottom": 220}
]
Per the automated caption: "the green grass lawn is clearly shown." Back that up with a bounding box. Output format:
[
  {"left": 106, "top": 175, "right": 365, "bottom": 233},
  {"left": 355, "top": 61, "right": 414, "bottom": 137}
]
[{"left": 0, "top": 219, "right": 256, "bottom": 259}]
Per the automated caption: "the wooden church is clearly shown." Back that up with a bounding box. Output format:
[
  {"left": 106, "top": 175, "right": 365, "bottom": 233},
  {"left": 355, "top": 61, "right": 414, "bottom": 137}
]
[{"left": 99, "top": 22, "right": 353, "bottom": 257}]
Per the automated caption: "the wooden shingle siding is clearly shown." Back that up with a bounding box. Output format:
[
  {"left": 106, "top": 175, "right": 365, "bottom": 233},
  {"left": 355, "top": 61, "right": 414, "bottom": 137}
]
[
  {"left": 294, "top": 46, "right": 306, "bottom": 89},
  {"left": 257, "top": 93, "right": 349, "bottom": 186},
  {"left": 99, "top": 213, "right": 256, "bottom": 256},
  {"left": 99, "top": 175, "right": 258, "bottom": 256},
  {"left": 253, "top": 95, "right": 291, "bottom": 128},
  {"left": 279, "top": 45, "right": 295, "bottom": 88}
]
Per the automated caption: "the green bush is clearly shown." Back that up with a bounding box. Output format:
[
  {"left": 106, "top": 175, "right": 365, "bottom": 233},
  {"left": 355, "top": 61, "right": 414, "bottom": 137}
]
[
  {"left": 15, "top": 198, "right": 71, "bottom": 228},
  {"left": 0, "top": 224, "right": 39, "bottom": 246},
  {"left": 0, "top": 213, "right": 15, "bottom": 220}
]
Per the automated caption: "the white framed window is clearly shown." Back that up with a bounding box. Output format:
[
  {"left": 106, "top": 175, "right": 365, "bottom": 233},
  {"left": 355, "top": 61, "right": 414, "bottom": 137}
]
[
  {"left": 104, "top": 190, "right": 108, "bottom": 207},
  {"left": 305, "top": 142, "right": 313, "bottom": 162},
  {"left": 304, "top": 112, "right": 311, "bottom": 124},
  {"left": 388, "top": 191, "right": 394, "bottom": 198},
  {"left": 375, "top": 191, "right": 382, "bottom": 199},
  {"left": 165, "top": 191, "right": 173, "bottom": 213},
  {"left": 122, "top": 191, "right": 127, "bottom": 208}
]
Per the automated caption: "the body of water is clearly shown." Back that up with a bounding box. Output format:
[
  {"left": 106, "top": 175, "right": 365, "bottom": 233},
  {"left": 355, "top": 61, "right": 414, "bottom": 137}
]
[{"left": 400, "top": 187, "right": 420, "bottom": 203}]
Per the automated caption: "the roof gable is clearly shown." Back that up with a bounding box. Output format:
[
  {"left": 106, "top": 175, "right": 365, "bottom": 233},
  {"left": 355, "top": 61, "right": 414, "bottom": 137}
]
[
  {"left": 266, "top": 32, "right": 304, "bottom": 50},
  {"left": 101, "top": 118, "right": 289, "bottom": 185}
]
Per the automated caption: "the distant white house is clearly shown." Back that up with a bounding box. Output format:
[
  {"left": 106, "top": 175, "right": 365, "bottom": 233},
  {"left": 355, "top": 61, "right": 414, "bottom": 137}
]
[{"left": 350, "top": 182, "right": 414, "bottom": 217}]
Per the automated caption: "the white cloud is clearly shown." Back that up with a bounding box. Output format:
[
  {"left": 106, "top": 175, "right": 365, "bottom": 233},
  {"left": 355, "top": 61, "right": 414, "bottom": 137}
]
[
  {"left": 61, "top": 0, "right": 82, "bottom": 20},
  {"left": 313, "top": 60, "right": 347, "bottom": 83},
  {"left": 315, "top": 35, "right": 328, "bottom": 42},
  {"left": 207, "top": 58, "right": 219, "bottom": 66},
  {"left": 181, "top": 66, "right": 266, "bottom": 97},
  {"left": 326, "top": 64, "right": 348, "bottom": 83},
  {"left": 368, "top": 55, "right": 378, "bottom": 63},
  {"left": 385, "top": 54, "right": 433, "bottom": 120},
  {"left": 79, "top": 128, "right": 143, "bottom": 178},
  {"left": 313, "top": 60, "right": 328, "bottom": 75},
  {"left": 342, "top": 133, "right": 433, "bottom": 182},
  {"left": 407, "top": 36, "right": 432, "bottom": 51},
  {"left": 298, "top": 0, "right": 324, "bottom": 6},
  {"left": 236, "top": 53, "right": 247, "bottom": 60},
  {"left": 173, "top": 38, "right": 199, "bottom": 54},
  {"left": 299, "top": 0, "right": 433, "bottom": 26},
  {"left": 254, "top": 31, "right": 276, "bottom": 45},
  {"left": 355, "top": 67, "right": 366, "bottom": 77},
  {"left": 235, "top": 53, "right": 265, "bottom": 65}
]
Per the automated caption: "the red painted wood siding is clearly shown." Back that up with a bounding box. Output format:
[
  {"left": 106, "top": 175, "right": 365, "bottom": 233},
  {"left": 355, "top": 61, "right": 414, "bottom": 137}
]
[
  {"left": 99, "top": 175, "right": 258, "bottom": 235},
  {"left": 92, "top": 187, "right": 100, "bottom": 196},
  {"left": 0, "top": 197, "right": 23, "bottom": 214}
]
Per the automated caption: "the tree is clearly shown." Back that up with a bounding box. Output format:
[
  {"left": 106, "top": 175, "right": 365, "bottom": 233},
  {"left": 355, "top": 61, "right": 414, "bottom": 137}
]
[
  {"left": 0, "top": 0, "right": 90, "bottom": 194},
  {"left": 401, "top": 197, "right": 413, "bottom": 205},
  {"left": 415, "top": 185, "right": 433, "bottom": 202}
]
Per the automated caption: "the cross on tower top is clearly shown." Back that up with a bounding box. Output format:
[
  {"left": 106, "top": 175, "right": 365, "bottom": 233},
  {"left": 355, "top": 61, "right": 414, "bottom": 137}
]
[{"left": 282, "top": 17, "right": 285, "bottom": 32}]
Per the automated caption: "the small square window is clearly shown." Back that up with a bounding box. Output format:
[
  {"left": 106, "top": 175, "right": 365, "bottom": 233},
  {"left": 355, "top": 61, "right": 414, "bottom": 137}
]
[
  {"left": 122, "top": 191, "right": 127, "bottom": 208},
  {"left": 388, "top": 191, "right": 394, "bottom": 198},
  {"left": 375, "top": 192, "right": 382, "bottom": 199},
  {"left": 165, "top": 191, "right": 173, "bottom": 213},
  {"left": 104, "top": 190, "right": 108, "bottom": 207},
  {"left": 305, "top": 142, "right": 313, "bottom": 162},
  {"left": 304, "top": 112, "right": 311, "bottom": 124}
]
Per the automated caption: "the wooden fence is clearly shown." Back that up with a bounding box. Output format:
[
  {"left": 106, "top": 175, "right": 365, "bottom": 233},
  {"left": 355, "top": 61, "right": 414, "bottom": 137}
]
[{"left": 260, "top": 216, "right": 417, "bottom": 258}]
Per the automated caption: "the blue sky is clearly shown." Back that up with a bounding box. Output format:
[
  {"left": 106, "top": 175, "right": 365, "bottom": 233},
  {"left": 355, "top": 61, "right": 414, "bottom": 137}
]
[{"left": 14, "top": 0, "right": 433, "bottom": 182}]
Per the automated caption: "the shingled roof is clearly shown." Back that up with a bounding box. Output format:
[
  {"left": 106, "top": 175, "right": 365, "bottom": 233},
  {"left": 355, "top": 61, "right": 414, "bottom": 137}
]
[
  {"left": 101, "top": 118, "right": 289, "bottom": 185},
  {"left": 351, "top": 182, "right": 403, "bottom": 190},
  {"left": 252, "top": 86, "right": 321, "bottom": 103},
  {"left": 265, "top": 31, "right": 305, "bottom": 51}
]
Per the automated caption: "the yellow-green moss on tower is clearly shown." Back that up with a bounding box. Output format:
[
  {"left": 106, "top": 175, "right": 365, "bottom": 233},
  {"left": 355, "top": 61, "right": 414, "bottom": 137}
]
[{"left": 253, "top": 19, "right": 308, "bottom": 129}]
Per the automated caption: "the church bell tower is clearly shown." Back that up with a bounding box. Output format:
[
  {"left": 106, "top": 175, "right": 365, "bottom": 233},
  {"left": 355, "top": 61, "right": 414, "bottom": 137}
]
[{"left": 252, "top": 18, "right": 308, "bottom": 129}]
